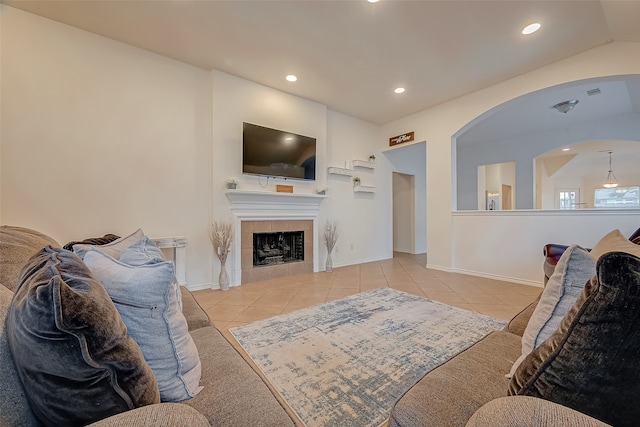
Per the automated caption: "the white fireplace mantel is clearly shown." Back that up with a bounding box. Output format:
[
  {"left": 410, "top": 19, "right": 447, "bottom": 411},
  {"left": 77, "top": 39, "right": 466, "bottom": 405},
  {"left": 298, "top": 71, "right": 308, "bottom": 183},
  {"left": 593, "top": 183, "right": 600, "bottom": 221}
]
[
  {"left": 226, "top": 189, "right": 326, "bottom": 217},
  {"left": 225, "top": 190, "right": 327, "bottom": 286}
]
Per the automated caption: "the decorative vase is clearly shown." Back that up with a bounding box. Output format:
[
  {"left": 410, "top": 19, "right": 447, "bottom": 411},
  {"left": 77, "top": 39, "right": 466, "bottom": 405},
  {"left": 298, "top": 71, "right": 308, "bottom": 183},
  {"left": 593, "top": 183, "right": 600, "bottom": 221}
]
[
  {"left": 227, "top": 183, "right": 237, "bottom": 190},
  {"left": 219, "top": 264, "right": 230, "bottom": 291},
  {"left": 326, "top": 252, "right": 333, "bottom": 272},
  {"left": 318, "top": 190, "right": 326, "bottom": 195}
]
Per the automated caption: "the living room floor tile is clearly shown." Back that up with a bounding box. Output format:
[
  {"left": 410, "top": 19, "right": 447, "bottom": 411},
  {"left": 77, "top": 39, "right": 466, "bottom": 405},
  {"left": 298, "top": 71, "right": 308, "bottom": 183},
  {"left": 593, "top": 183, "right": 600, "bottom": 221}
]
[
  {"left": 194, "top": 252, "right": 543, "bottom": 333},
  {"left": 206, "top": 304, "right": 248, "bottom": 322},
  {"left": 233, "top": 306, "right": 283, "bottom": 323}
]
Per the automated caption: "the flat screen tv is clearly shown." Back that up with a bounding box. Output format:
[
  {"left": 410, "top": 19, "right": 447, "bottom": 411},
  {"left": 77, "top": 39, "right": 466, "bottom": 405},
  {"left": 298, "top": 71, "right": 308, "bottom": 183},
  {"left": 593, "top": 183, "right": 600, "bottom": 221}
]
[{"left": 242, "top": 122, "right": 316, "bottom": 181}]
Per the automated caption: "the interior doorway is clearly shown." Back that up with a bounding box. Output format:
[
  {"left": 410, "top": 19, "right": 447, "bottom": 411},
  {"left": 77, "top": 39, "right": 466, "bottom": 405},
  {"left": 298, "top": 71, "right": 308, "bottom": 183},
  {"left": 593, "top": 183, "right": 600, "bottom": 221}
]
[
  {"left": 502, "top": 184, "right": 512, "bottom": 210},
  {"left": 393, "top": 172, "right": 415, "bottom": 254}
]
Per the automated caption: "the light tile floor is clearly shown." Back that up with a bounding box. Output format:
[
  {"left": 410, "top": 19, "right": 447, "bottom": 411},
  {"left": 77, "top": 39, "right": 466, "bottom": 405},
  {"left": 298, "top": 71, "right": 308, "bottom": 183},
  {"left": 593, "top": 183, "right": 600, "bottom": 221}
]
[{"left": 193, "top": 252, "right": 542, "bottom": 337}]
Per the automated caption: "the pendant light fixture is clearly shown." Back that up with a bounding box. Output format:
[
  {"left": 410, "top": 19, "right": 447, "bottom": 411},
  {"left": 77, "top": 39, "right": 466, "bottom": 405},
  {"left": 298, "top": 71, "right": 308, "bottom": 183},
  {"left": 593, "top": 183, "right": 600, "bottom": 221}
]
[{"left": 603, "top": 151, "right": 618, "bottom": 188}]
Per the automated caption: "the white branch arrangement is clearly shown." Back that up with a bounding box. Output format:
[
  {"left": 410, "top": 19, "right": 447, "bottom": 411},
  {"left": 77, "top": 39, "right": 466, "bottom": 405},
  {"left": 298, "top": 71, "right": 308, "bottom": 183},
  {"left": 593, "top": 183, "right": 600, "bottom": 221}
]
[
  {"left": 324, "top": 220, "right": 339, "bottom": 255},
  {"left": 209, "top": 220, "right": 233, "bottom": 266}
]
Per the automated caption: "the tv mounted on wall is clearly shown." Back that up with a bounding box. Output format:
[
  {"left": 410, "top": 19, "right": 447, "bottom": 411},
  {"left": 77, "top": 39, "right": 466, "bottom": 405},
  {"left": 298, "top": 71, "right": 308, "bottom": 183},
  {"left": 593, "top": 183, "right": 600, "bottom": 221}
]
[{"left": 242, "top": 122, "right": 316, "bottom": 181}]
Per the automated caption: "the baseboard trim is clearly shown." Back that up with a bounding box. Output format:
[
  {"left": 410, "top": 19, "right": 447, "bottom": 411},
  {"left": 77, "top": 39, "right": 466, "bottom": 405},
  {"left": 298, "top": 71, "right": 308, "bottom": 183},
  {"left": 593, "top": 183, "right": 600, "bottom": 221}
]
[
  {"left": 451, "top": 268, "right": 543, "bottom": 288},
  {"left": 185, "top": 282, "right": 214, "bottom": 291}
]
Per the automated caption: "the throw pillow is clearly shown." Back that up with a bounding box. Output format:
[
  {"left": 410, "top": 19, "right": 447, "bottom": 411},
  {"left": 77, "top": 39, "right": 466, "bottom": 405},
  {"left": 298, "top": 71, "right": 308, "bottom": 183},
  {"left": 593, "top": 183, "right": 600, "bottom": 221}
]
[
  {"left": 73, "top": 228, "right": 144, "bottom": 260},
  {"left": 507, "top": 245, "right": 595, "bottom": 377},
  {"left": 589, "top": 228, "right": 640, "bottom": 260},
  {"left": 83, "top": 240, "right": 202, "bottom": 402},
  {"left": 63, "top": 233, "right": 121, "bottom": 251},
  {"left": 6, "top": 246, "right": 159, "bottom": 427},
  {"left": 509, "top": 251, "right": 640, "bottom": 427}
]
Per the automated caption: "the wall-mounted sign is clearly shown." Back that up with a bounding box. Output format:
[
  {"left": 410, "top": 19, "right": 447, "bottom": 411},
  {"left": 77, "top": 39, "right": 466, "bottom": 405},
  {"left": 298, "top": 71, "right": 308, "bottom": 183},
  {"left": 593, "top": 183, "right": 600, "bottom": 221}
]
[{"left": 389, "top": 131, "right": 414, "bottom": 146}]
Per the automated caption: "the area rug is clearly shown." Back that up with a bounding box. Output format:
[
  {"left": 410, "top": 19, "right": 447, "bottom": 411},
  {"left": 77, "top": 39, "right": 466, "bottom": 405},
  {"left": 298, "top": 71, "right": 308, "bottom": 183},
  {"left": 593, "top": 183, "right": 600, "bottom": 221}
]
[{"left": 230, "top": 288, "right": 506, "bottom": 427}]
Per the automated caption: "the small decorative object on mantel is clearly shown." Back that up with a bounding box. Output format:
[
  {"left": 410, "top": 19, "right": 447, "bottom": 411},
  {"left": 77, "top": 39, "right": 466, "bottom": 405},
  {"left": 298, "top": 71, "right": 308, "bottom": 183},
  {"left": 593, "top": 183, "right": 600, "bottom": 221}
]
[
  {"left": 323, "top": 220, "right": 339, "bottom": 273},
  {"left": 369, "top": 154, "right": 376, "bottom": 163},
  {"left": 276, "top": 184, "right": 294, "bottom": 193},
  {"left": 317, "top": 185, "right": 328, "bottom": 195},
  {"left": 389, "top": 131, "right": 414, "bottom": 147},
  {"left": 353, "top": 176, "right": 361, "bottom": 187},
  {"left": 225, "top": 177, "right": 238, "bottom": 189},
  {"left": 209, "top": 220, "right": 233, "bottom": 291}
]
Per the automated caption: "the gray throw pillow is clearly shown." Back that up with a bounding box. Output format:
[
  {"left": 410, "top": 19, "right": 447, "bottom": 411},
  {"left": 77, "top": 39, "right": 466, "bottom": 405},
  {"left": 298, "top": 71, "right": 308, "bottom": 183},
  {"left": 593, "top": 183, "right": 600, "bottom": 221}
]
[
  {"left": 508, "top": 245, "right": 595, "bottom": 376},
  {"left": 83, "top": 238, "right": 202, "bottom": 402},
  {"left": 509, "top": 251, "right": 640, "bottom": 427},
  {"left": 7, "top": 246, "right": 159, "bottom": 427}
]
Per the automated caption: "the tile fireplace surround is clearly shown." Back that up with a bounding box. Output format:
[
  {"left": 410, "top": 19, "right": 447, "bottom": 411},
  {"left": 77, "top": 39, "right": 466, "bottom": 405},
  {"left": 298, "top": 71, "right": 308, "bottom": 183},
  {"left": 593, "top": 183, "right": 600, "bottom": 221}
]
[
  {"left": 226, "top": 190, "right": 327, "bottom": 286},
  {"left": 241, "top": 220, "right": 313, "bottom": 284}
]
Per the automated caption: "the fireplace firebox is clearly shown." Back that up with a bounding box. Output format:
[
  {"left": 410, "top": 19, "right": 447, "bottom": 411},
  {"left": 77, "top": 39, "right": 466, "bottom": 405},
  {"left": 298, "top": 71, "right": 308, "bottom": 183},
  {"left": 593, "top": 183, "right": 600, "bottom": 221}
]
[{"left": 253, "top": 231, "right": 304, "bottom": 267}]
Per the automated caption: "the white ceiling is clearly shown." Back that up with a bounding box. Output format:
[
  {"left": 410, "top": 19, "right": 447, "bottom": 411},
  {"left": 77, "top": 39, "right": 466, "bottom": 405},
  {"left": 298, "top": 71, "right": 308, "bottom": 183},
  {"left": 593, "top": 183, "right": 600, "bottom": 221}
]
[{"left": 5, "top": 0, "right": 640, "bottom": 125}]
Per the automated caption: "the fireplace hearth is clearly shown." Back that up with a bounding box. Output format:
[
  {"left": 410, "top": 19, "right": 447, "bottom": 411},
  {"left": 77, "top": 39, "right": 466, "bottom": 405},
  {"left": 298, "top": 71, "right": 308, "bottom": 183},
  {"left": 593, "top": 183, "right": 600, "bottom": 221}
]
[{"left": 253, "top": 231, "right": 304, "bottom": 267}]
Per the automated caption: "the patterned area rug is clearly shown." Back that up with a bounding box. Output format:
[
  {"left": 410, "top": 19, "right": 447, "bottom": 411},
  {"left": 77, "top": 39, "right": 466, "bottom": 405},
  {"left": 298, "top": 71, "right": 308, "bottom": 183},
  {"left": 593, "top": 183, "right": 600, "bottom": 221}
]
[{"left": 230, "top": 288, "right": 506, "bottom": 427}]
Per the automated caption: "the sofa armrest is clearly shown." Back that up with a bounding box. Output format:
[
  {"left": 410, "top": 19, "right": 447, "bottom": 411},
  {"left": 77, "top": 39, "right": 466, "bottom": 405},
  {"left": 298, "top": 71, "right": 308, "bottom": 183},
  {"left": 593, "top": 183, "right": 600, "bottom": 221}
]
[
  {"left": 466, "top": 396, "right": 610, "bottom": 427},
  {"left": 87, "top": 403, "right": 210, "bottom": 427},
  {"left": 180, "top": 286, "right": 212, "bottom": 331},
  {"left": 503, "top": 294, "right": 540, "bottom": 337}
]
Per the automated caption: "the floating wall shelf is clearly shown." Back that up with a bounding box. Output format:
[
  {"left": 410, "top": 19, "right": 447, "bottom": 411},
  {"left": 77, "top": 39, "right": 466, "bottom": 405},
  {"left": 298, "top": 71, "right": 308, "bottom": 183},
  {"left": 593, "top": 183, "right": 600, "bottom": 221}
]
[
  {"left": 353, "top": 185, "right": 376, "bottom": 193},
  {"left": 327, "top": 166, "right": 354, "bottom": 177},
  {"left": 352, "top": 160, "right": 376, "bottom": 169}
]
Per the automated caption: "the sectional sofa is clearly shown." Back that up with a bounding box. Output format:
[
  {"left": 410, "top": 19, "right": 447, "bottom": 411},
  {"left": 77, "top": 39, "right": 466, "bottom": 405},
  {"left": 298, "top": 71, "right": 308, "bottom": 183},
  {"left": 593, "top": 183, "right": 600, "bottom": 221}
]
[{"left": 1, "top": 225, "right": 294, "bottom": 427}]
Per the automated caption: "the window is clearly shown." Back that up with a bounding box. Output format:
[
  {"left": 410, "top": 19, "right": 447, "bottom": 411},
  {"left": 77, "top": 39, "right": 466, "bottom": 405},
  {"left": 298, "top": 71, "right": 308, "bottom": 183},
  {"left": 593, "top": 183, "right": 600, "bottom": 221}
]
[
  {"left": 556, "top": 189, "right": 579, "bottom": 210},
  {"left": 594, "top": 186, "right": 640, "bottom": 208}
]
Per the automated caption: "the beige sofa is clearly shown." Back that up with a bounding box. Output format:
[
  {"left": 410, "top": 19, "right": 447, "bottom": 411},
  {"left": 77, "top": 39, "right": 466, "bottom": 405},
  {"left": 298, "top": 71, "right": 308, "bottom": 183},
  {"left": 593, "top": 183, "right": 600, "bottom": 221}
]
[
  {"left": 1, "top": 225, "right": 294, "bottom": 427},
  {"left": 389, "top": 296, "right": 610, "bottom": 427}
]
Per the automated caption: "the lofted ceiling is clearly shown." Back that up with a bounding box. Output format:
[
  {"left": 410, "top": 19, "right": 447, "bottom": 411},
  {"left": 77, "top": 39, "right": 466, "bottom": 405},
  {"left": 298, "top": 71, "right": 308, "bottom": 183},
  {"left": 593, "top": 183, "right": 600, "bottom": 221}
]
[{"left": 4, "top": 0, "right": 640, "bottom": 125}]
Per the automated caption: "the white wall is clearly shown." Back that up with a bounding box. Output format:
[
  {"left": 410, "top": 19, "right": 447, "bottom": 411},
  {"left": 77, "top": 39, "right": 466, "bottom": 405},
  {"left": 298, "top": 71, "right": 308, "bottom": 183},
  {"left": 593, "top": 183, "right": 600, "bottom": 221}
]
[
  {"left": 382, "top": 41, "right": 640, "bottom": 284},
  {"left": 324, "top": 110, "right": 391, "bottom": 267},
  {"left": 1, "top": 6, "right": 214, "bottom": 287}
]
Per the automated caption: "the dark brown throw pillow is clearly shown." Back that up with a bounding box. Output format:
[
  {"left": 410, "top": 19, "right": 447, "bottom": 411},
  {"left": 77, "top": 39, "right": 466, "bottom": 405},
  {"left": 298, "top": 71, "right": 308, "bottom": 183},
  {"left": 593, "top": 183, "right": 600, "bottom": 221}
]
[
  {"left": 63, "top": 233, "right": 121, "bottom": 251},
  {"left": 509, "top": 251, "right": 640, "bottom": 427},
  {"left": 7, "top": 246, "right": 159, "bottom": 427}
]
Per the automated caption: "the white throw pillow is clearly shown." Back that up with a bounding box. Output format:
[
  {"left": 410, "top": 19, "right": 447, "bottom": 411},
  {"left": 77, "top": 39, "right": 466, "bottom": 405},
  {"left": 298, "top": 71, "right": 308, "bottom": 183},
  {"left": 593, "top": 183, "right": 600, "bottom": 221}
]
[
  {"left": 507, "top": 244, "right": 595, "bottom": 377},
  {"left": 83, "top": 238, "right": 202, "bottom": 402}
]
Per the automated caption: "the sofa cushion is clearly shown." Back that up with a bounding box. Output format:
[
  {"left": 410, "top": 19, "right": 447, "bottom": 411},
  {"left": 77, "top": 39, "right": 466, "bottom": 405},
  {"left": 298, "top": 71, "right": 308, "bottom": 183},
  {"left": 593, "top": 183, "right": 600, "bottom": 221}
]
[
  {"left": 509, "top": 251, "right": 640, "bottom": 427},
  {"left": 83, "top": 239, "right": 203, "bottom": 402},
  {"left": 509, "top": 245, "right": 595, "bottom": 376},
  {"left": 0, "top": 285, "right": 39, "bottom": 427},
  {"left": 389, "top": 330, "right": 521, "bottom": 427},
  {"left": 467, "top": 396, "right": 611, "bottom": 427},
  {"left": 185, "top": 325, "right": 295, "bottom": 426},
  {"left": 73, "top": 228, "right": 145, "bottom": 260},
  {"left": 7, "top": 246, "right": 159, "bottom": 426},
  {"left": 589, "top": 228, "right": 640, "bottom": 260},
  {"left": 63, "top": 233, "right": 121, "bottom": 251},
  {"left": 0, "top": 225, "right": 60, "bottom": 291}
]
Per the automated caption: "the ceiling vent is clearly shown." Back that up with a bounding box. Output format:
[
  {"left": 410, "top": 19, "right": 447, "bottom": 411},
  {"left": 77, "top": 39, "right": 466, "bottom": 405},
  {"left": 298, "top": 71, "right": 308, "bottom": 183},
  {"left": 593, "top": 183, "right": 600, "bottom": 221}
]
[{"left": 586, "top": 88, "right": 601, "bottom": 96}]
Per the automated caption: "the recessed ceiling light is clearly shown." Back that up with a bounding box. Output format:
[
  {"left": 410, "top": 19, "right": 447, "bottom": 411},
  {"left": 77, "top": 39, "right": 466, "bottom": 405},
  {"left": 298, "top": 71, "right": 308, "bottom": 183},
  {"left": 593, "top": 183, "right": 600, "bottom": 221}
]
[
  {"left": 368, "top": 0, "right": 379, "bottom": 3},
  {"left": 285, "top": 74, "right": 297, "bottom": 82},
  {"left": 522, "top": 23, "right": 541, "bottom": 35},
  {"left": 562, "top": 148, "right": 570, "bottom": 152},
  {"left": 394, "top": 87, "right": 405, "bottom": 94}
]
